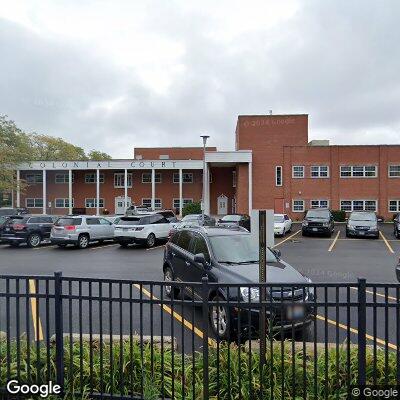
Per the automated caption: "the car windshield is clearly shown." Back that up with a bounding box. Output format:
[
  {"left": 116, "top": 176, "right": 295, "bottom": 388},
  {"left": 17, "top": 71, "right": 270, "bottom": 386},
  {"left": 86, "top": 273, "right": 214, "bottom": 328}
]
[
  {"left": 118, "top": 217, "right": 143, "bottom": 225},
  {"left": 349, "top": 213, "right": 376, "bottom": 222},
  {"left": 209, "top": 234, "right": 277, "bottom": 264},
  {"left": 182, "top": 215, "right": 199, "bottom": 221},
  {"left": 55, "top": 218, "right": 82, "bottom": 226},
  {"left": 306, "top": 210, "right": 330, "bottom": 219},
  {"left": 221, "top": 215, "right": 241, "bottom": 222},
  {"left": 274, "top": 215, "right": 284, "bottom": 222}
]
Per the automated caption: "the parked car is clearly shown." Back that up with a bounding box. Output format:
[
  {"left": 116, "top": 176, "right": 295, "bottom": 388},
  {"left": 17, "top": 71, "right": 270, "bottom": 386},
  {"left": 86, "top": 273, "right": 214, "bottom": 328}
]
[
  {"left": 393, "top": 214, "right": 400, "bottom": 239},
  {"left": 0, "top": 216, "right": 10, "bottom": 243},
  {"left": 0, "top": 207, "right": 28, "bottom": 217},
  {"left": 125, "top": 205, "right": 152, "bottom": 216},
  {"left": 0, "top": 215, "right": 56, "bottom": 247},
  {"left": 163, "top": 227, "right": 314, "bottom": 340},
  {"left": 51, "top": 216, "right": 115, "bottom": 249},
  {"left": 274, "top": 214, "right": 292, "bottom": 236},
  {"left": 346, "top": 211, "right": 379, "bottom": 239},
  {"left": 302, "top": 208, "right": 334, "bottom": 237},
  {"left": 181, "top": 214, "right": 216, "bottom": 226},
  {"left": 114, "top": 213, "right": 176, "bottom": 248},
  {"left": 217, "top": 214, "right": 250, "bottom": 231},
  {"left": 158, "top": 210, "right": 179, "bottom": 223}
]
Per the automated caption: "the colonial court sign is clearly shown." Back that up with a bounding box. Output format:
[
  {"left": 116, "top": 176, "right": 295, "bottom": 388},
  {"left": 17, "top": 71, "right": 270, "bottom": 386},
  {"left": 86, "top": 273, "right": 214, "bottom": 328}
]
[{"left": 16, "top": 159, "right": 204, "bottom": 170}]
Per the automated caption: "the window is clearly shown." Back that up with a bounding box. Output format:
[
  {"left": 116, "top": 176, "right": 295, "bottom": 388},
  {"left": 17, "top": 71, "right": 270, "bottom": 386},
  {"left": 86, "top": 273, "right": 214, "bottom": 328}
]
[
  {"left": 389, "top": 165, "right": 400, "bottom": 177},
  {"left": 55, "top": 173, "right": 74, "bottom": 184},
  {"left": 173, "top": 172, "right": 194, "bottom": 183},
  {"left": 86, "top": 218, "right": 100, "bottom": 225},
  {"left": 85, "top": 198, "right": 104, "bottom": 208},
  {"left": 310, "top": 200, "right": 329, "bottom": 208},
  {"left": 55, "top": 198, "right": 74, "bottom": 208},
  {"left": 141, "top": 198, "right": 162, "bottom": 209},
  {"left": 232, "top": 171, "right": 236, "bottom": 187},
  {"left": 85, "top": 173, "right": 105, "bottom": 183},
  {"left": 310, "top": 165, "right": 329, "bottom": 178},
  {"left": 142, "top": 172, "right": 161, "bottom": 183},
  {"left": 26, "top": 198, "right": 43, "bottom": 208},
  {"left": 173, "top": 198, "right": 193, "bottom": 209},
  {"left": 340, "top": 165, "right": 377, "bottom": 178},
  {"left": 340, "top": 200, "right": 377, "bottom": 212},
  {"left": 192, "top": 235, "right": 210, "bottom": 263},
  {"left": 114, "top": 173, "right": 132, "bottom": 188},
  {"left": 389, "top": 200, "right": 400, "bottom": 212},
  {"left": 275, "top": 166, "right": 282, "bottom": 186},
  {"left": 176, "top": 230, "right": 193, "bottom": 252},
  {"left": 25, "top": 174, "right": 43, "bottom": 184},
  {"left": 292, "top": 166, "right": 304, "bottom": 178},
  {"left": 292, "top": 200, "right": 305, "bottom": 212}
]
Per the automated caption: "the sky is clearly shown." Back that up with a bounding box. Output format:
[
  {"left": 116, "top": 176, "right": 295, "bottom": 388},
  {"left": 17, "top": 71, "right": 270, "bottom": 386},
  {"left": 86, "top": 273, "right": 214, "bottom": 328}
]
[{"left": 0, "top": 0, "right": 399, "bottom": 158}]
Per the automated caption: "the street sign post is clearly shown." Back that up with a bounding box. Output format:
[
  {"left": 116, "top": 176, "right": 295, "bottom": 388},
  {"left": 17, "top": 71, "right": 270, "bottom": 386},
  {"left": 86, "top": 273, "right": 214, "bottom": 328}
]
[{"left": 258, "top": 210, "right": 267, "bottom": 367}]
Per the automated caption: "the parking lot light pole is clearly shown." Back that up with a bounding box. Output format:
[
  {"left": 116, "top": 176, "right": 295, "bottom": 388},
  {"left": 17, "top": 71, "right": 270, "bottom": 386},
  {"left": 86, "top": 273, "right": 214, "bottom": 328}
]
[{"left": 200, "top": 135, "right": 209, "bottom": 225}]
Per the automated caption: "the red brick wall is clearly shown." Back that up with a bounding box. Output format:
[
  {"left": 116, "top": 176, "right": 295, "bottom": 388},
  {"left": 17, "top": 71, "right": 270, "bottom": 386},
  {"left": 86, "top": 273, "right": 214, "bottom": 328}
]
[{"left": 134, "top": 147, "right": 217, "bottom": 160}]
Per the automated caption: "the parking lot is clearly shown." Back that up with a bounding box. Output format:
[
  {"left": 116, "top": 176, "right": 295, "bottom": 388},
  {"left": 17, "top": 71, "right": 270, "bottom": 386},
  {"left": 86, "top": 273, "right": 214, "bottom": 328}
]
[{"left": 0, "top": 222, "right": 399, "bottom": 352}]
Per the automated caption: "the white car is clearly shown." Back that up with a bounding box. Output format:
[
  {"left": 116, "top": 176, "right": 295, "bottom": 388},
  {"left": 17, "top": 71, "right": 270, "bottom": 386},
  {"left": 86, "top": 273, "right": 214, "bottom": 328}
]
[
  {"left": 114, "top": 213, "right": 177, "bottom": 248},
  {"left": 274, "top": 214, "right": 292, "bottom": 236}
]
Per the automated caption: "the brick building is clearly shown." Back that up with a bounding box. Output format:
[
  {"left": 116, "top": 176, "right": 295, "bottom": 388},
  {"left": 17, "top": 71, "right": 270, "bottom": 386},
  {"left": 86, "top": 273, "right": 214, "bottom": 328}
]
[{"left": 10, "top": 114, "right": 400, "bottom": 219}]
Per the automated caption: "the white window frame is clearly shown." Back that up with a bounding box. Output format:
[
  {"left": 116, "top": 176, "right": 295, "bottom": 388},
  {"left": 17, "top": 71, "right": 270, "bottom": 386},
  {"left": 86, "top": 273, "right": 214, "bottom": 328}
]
[
  {"left": 113, "top": 173, "right": 132, "bottom": 188},
  {"left": 55, "top": 198, "right": 75, "bottom": 208},
  {"left": 340, "top": 165, "right": 377, "bottom": 178},
  {"left": 275, "top": 166, "right": 283, "bottom": 186},
  {"left": 25, "top": 174, "right": 43, "bottom": 184},
  {"left": 142, "top": 172, "right": 161, "bottom": 183},
  {"left": 389, "top": 200, "right": 400, "bottom": 213},
  {"left": 173, "top": 172, "right": 193, "bottom": 183},
  {"left": 55, "top": 173, "right": 74, "bottom": 184},
  {"left": 85, "top": 198, "right": 104, "bottom": 208},
  {"left": 340, "top": 200, "right": 377, "bottom": 212},
  {"left": 232, "top": 171, "right": 236, "bottom": 187},
  {"left": 142, "top": 198, "right": 162, "bottom": 209},
  {"left": 25, "top": 198, "right": 43, "bottom": 208},
  {"left": 85, "top": 173, "right": 105, "bottom": 184},
  {"left": 292, "top": 166, "right": 304, "bottom": 178},
  {"left": 388, "top": 165, "right": 400, "bottom": 178},
  {"left": 310, "top": 199, "right": 329, "bottom": 208},
  {"left": 173, "top": 198, "right": 193, "bottom": 209},
  {"left": 292, "top": 199, "right": 305, "bottom": 212},
  {"left": 310, "top": 165, "right": 329, "bottom": 178}
]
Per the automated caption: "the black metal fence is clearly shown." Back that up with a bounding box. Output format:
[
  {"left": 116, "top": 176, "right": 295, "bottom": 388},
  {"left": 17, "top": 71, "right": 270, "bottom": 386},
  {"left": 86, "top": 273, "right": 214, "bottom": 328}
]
[{"left": 0, "top": 273, "right": 399, "bottom": 399}]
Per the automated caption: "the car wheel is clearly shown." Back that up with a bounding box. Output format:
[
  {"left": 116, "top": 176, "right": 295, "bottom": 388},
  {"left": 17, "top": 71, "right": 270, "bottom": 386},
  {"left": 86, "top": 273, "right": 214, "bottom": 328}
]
[
  {"left": 27, "top": 233, "right": 41, "bottom": 248},
  {"left": 146, "top": 233, "right": 156, "bottom": 248},
  {"left": 301, "top": 230, "right": 307, "bottom": 237},
  {"left": 164, "top": 267, "right": 179, "bottom": 298},
  {"left": 77, "top": 234, "right": 89, "bottom": 249},
  {"left": 209, "top": 295, "right": 232, "bottom": 341}
]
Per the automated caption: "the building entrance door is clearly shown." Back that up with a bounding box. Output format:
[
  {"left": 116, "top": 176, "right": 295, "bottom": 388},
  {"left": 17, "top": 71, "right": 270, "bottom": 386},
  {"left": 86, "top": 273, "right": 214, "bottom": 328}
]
[
  {"left": 217, "top": 194, "right": 228, "bottom": 215},
  {"left": 115, "top": 196, "right": 131, "bottom": 214}
]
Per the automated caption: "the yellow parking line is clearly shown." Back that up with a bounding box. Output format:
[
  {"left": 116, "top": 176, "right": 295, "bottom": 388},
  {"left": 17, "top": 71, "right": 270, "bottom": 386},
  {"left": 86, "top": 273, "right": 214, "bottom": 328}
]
[
  {"left": 133, "top": 284, "right": 216, "bottom": 346},
  {"left": 328, "top": 230, "right": 340, "bottom": 252},
  {"left": 28, "top": 279, "right": 44, "bottom": 341},
  {"left": 315, "top": 314, "right": 397, "bottom": 350},
  {"left": 380, "top": 231, "right": 394, "bottom": 254},
  {"left": 350, "top": 286, "right": 398, "bottom": 302},
  {"left": 273, "top": 229, "right": 301, "bottom": 248}
]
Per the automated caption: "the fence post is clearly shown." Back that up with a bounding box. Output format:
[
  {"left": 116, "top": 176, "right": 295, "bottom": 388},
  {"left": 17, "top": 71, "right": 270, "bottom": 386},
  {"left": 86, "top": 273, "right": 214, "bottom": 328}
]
[
  {"left": 54, "top": 271, "right": 64, "bottom": 393},
  {"left": 357, "top": 278, "right": 366, "bottom": 386},
  {"left": 202, "top": 276, "right": 209, "bottom": 400}
]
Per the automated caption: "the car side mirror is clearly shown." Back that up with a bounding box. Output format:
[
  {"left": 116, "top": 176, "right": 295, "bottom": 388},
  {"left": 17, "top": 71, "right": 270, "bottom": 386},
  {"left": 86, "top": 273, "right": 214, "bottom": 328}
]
[{"left": 194, "top": 253, "right": 210, "bottom": 269}]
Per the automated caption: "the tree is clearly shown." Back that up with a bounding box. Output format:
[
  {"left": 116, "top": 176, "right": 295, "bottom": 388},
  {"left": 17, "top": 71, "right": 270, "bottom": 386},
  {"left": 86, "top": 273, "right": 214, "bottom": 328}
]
[
  {"left": 182, "top": 201, "right": 202, "bottom": 217},
  {"left": 87, "top": 150, "right": 112, "bottom": 160}
]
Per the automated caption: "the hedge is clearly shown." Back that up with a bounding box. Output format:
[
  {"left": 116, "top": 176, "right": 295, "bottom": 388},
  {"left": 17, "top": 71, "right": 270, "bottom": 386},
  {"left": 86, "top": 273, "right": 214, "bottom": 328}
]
[
  {"left": 0, "top": 339, "right": 397, "bottom": 399},
  {"left": 331, "top": 210, "right": 346, "bottom": 222},
  {"left": 182, "top": 201, "right": 202, "bottom": 217}
]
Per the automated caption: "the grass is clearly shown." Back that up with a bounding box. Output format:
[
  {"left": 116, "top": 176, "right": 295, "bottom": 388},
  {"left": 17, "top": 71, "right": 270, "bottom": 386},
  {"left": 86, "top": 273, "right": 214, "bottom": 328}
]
[{"left": 0, "top": 338, "right": 397, "bottom": 399}]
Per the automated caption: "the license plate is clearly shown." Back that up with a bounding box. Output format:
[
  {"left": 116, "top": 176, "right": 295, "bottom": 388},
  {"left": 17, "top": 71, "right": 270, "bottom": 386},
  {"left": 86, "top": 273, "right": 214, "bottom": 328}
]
[
  {"left": 359, "top": 231, "right": 365, "bottom": 235},
  {"left": 5, "top": 228, "right": 10, "bottom": 231},
  {"left": 287, "top": 305, "right": 305, "bottom": 320},
  {"left": 312, "top": 228, "right": 318, "bottom": 232}
]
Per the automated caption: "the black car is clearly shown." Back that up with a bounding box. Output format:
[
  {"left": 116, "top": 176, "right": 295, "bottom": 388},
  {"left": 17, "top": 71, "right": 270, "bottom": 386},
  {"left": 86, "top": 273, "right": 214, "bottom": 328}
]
[
  {"left": 301, "top": 208, "right": 334, "bottom": 237},
  {"left": 346, "top": 211, "right": 379, "bottom": 239},
  {"left": 0, "top": 216, "right": 10, "bottom": 243},
  {"left": 163, "top": 227, "right": 314, "bottom": 340},
  {"left": 0, "top": 215, "right": 56, "bottom": 247},
  {"left": 217, "top": 214, "right": 251, "bottom": 231}
]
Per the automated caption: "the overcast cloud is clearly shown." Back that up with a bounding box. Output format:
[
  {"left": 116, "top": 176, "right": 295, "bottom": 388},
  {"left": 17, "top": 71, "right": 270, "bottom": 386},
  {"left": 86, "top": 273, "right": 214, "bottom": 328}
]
[{"left": 0, "top": 0, "right": 399, "bottom": 157}]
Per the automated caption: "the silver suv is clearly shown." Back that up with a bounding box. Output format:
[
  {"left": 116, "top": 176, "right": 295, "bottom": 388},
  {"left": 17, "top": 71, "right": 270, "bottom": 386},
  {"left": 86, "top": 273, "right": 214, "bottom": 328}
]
[{"left": 51, "top": 216, "right": 115, "bottom": 249}]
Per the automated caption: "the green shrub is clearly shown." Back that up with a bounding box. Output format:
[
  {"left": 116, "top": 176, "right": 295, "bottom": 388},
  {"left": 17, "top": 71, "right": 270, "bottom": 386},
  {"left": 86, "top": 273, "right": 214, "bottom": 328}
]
[
  {"left": 182, "top": 201, "right": 202, "bottom": 217},
  {"left": 331, "top": 210, "right": 346, "bottom": 222}
]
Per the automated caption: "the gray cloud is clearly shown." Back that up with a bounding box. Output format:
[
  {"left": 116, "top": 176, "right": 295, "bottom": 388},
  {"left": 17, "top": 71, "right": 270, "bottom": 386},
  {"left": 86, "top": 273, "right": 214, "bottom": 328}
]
[{"left": 0, "top": 0, "right": 399, "bottom": 157}]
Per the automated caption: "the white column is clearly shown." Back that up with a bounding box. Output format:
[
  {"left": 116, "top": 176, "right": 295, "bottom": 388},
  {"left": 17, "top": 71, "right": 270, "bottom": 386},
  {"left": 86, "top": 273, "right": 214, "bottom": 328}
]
[
  {"left": 248, "top": 162, "right": 253, "bottom": 214},
  {"left": 151, "top": 169, "right": 156, "bottom": 210},
  {"left": 179, "top": 169, "right": 183, "bottom": 217},
  {"left": 68, "top": 169, "right": 73, "bottom": 215},
  {"left": 96, "top": 169, "right": 100, "bottom": 215},
  {"left": 16, "top": 170, "right": 20, "bottom": 208},
  {"left": 124, "top": 168, "right": 128, "bottom": 212},
  {"left": 42, "top": 170, "right": 47, "bottom": 215},
  {"left": 205, "top": 163, "right": 210, "bottom": 215}
]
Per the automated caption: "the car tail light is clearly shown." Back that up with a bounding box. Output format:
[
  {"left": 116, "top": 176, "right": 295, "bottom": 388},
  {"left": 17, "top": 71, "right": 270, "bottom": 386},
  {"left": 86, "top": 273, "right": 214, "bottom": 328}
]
[
  {"left": 12, "top": 223, "right": 26, "bottom": 231},
  {"left": 64, "top": 225, "right": 76, "bottom": 231}
]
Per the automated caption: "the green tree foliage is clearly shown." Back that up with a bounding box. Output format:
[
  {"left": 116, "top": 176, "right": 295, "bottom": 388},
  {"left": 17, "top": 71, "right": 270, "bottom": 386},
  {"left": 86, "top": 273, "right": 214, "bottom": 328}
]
[
  {"left": 182, "top": 201, "right": 202, "bottom": 216},
  {"left": 87, "top": 150, "right": 112, "bottom": 160}
]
